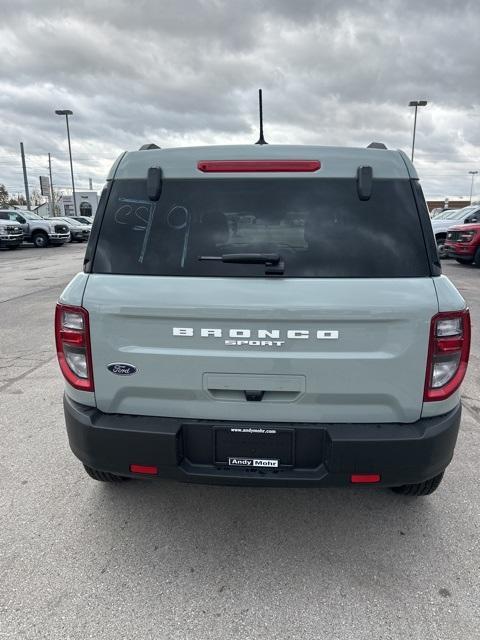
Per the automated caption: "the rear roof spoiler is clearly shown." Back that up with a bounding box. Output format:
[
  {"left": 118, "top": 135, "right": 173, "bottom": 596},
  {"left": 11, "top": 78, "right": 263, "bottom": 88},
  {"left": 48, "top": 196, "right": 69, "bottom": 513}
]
[{"left": 139, "top": 143, "right": 161, "bottom": 150}]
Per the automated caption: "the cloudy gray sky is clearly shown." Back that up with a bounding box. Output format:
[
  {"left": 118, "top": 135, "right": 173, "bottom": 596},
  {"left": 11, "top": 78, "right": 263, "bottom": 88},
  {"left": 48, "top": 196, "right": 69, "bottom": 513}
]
[{"left": 1, "top": 0, "right": 480, "bottom": 200}]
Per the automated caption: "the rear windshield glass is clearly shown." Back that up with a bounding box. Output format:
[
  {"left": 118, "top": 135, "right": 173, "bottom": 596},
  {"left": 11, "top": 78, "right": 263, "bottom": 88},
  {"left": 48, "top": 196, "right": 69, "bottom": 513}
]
[{"left": 92, "top": 178, "right": 430, "bottom": 277}]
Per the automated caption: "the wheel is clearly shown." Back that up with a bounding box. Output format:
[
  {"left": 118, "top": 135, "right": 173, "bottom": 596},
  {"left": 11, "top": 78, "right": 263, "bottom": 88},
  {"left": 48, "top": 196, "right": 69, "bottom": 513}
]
[
  {"left": 32, "top": 232, "right": 49, "bottom": 248},
  {"left": 473, "top": 247, "right": 480, "bottom": 267},
  {"left": 456, "top": 257, "right": 474, "bottom": 265},
  {"left": 436, "top": 239, "right": 448, "bottom": 259},
  {"left": 391, "top": 471, "right": 444, "bottom": 496},
  {"left": 83, "top": 464, "right": 129, "bottom": 482}
]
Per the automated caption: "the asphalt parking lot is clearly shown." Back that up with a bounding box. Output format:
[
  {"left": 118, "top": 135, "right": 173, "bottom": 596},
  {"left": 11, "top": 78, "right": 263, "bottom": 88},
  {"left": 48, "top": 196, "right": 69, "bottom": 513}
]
[{"left": 1, "top": 244, "right": 479, "bottom": 640}]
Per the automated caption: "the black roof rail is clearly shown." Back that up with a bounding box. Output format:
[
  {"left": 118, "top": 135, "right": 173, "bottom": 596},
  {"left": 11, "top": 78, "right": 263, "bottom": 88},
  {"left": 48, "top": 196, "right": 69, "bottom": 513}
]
[
  {"left": 367, "top": 142, "right": 387, "bottom": 149},
  {"left": 139, "top": 143, "right": 161, "bottom": 150}
]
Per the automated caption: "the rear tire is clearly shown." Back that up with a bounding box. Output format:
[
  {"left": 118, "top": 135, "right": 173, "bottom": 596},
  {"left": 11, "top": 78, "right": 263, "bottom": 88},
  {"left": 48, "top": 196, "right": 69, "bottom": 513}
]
[
  {"left": 32, "top": 232, "right": 48, "bottom": 248},
  {"left": 83, "top": 464, "right": 129, "bottom": 482},
  {"left": 473, "top": 248, "right": 480, "bottom": 267},
  {"left": 456, "top": 257, "right": 474, "bottom": 265},
  {"left": 391, "top": 471, "right": 444, "bottom": 496}
]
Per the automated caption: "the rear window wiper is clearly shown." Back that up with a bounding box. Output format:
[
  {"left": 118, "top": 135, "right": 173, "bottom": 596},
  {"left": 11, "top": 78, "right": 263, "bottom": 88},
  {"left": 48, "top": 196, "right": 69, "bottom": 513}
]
[{"left": 199, "top": 253, "right": 285, "bottom": 275}]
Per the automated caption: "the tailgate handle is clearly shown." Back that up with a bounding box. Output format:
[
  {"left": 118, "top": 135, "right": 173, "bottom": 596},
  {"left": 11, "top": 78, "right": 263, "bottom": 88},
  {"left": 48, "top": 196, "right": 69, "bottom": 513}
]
[
  {"left": 203, "top": 373, "right": 305, "bottom": 403},
  {"left": 244, "top": 390, "right": 265, "bottom": 402}
]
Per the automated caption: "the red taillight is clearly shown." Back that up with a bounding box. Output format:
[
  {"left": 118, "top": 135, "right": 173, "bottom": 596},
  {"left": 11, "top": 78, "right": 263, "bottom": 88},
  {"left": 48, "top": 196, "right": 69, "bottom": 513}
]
[
  {"left": 55, "top": 303, "right": 94, "bottom": 391},
  {"left": 424, "top": 309, "right": 470, "bottom": 402},
  {"left": 130, "top": 464, "right": 158, "bottom": 475},
  {"left": 351, "top": 474, "right": 381, "bottom": 483},
  {"left": 197, "top": 160, "right": 321, "bottom": 173}
]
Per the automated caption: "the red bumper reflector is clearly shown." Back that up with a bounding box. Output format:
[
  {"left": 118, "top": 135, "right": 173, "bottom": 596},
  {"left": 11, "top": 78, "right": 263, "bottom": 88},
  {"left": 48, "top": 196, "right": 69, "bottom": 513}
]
[
  {"left": 130, "top": 464, "right": 158, "bottom": 475},
  {"left": 197, "top": 160, "right": 321, "bottom": 173},
  {"left": 351, "top": 474, "right": 381, "bottom": 484}
]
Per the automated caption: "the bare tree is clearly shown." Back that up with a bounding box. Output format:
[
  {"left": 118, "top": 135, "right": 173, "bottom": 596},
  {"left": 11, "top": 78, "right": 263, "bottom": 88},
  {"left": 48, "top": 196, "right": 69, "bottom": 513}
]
[
  {"left": 0, "top": 184, "right": 9, "bottom": 207},
  {"left": 29, "top": 189, "right": 44, "bottom": 207},
  {"left": 8, "top": 195, "right": 27, "bottom": 206}
]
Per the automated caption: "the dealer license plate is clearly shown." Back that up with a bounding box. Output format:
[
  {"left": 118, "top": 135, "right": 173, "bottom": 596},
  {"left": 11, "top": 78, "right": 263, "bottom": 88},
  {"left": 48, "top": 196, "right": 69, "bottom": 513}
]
[
  {"left": 228, "top": 457, "right": 279, "bottom": 468},
  {"left": 215, "top": 426, "right": 293, "bottom": 467}
]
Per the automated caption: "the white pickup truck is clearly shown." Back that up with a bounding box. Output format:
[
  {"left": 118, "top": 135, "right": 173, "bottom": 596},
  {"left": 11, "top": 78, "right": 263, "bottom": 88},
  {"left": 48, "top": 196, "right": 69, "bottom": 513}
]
[
  {"left": 0, "top": 210, "right": 70, "bottom": 248},
  {"left": 0, "top": 218, "right": 23, "bottom": 249}
]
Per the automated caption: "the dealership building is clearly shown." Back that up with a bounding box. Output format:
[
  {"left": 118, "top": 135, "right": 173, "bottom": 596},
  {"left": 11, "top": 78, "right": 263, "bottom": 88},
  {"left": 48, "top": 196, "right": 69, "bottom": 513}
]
[{"left": 60, "top": 191, "right": 99, "bottom": 217}]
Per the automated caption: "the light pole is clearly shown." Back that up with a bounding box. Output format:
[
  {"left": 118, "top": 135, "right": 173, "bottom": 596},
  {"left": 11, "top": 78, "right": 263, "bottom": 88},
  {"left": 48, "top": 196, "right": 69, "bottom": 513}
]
[
  {"left": 468, "top": 171, "right": 478, "bottom": 204},
  {"left": 408, "top": 100, "right": 428, "bottom": 162},
  {"left": 55, "top": 109, "right": 77, "bottom": 216}
]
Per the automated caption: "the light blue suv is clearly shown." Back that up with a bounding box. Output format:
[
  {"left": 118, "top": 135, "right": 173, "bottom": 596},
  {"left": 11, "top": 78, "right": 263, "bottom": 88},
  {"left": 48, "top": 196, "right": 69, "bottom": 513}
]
[{"left": 55, "top": 144, "right": 470, "bottom": 496}]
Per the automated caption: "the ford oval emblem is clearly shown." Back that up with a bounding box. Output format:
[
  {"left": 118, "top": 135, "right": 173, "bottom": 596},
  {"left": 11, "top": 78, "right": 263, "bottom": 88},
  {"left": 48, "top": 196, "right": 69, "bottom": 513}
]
[{"left": 107, "top": 363, "right": 138, "bottom": 376}]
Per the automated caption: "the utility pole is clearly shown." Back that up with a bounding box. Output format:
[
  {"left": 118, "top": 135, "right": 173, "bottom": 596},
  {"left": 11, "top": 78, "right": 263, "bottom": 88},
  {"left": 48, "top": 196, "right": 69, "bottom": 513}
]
[
  {"left": 89, "top": 177, "right": 93, "bottom": 190},
  {"left": 20, "top": 142, "right": 31, "bottom": 210},
  {"left": 469, "top": 171, "right": 478, "bottom": 204},
  {"left": 48, "top": 153, "right": 55, "bottom": 216}
]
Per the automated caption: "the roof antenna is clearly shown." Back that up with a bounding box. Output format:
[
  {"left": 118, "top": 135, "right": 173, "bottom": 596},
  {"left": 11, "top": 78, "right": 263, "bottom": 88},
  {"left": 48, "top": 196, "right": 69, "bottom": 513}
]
[{"left": 255, "top": 89, "right": 268, "bottom": 145}]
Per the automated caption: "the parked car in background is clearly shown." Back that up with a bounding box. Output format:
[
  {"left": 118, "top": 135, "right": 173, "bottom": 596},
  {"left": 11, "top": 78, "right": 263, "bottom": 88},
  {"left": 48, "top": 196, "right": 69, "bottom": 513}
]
[
  {"left": 51, "top": 217, "right": 91, "bottom": 242},
  {"left": 431, "top": 208, "right": 457, "bottom": 219},
  {"left": 74, "top": 217, "right": 93, "bottom": 226},
  {"left": 0, "top": 210, "right": 70, "bottom": 247},
  {"left": 431, "top": 206, "right": 480, "bottom": 257},
  {"left": 445, "top": 223, "right": 480, "bottom": 266},
  {"left": 0, "top": 218, "right": 23, "bottom": 249}
]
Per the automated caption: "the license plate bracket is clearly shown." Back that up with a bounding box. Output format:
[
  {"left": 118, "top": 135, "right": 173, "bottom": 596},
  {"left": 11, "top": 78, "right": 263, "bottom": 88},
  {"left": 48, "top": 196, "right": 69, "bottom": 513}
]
[{"left": 214, "top": 426, "right": 294, "bottom": 467}]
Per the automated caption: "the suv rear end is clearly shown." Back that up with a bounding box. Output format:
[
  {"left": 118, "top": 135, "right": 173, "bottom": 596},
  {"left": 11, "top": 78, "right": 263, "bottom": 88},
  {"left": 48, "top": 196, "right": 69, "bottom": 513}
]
[{"left": 56, "top": 145, "right": 470, "bottom": 495}]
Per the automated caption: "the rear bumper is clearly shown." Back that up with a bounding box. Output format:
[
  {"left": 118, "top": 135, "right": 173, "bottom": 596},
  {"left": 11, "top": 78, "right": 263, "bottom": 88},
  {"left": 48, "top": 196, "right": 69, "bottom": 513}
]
[{"left": 64, "top": 395, "right": 462, "bottom": 487}]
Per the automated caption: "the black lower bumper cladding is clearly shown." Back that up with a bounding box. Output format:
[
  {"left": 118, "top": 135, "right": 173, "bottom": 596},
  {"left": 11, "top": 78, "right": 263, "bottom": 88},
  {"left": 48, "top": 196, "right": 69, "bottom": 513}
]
[{"left": 64, "top": 394, "right": 461, "bottom": 487}]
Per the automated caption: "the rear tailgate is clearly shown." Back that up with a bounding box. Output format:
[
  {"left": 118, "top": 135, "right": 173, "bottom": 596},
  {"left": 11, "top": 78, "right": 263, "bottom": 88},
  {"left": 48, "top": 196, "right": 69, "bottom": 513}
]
[
  {"left": 84, "top": 159, "right": 438, "bottom": 424},
  {"left": 83, "top": 275, "right": 438, "bottom": 423}
]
